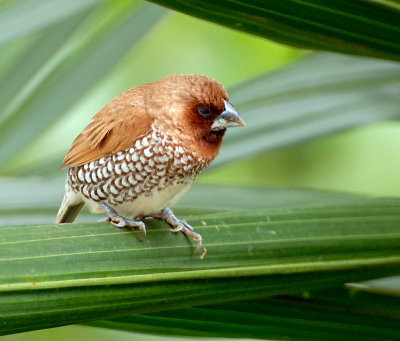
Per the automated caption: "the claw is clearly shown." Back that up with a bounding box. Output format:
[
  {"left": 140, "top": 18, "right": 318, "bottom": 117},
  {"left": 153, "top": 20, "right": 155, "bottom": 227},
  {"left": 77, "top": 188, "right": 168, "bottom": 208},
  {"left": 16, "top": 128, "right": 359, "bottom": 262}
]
[
  {"left": 147, "top": 207, "right": 205, "bottom": 258},
  {"left": 110, "top": 219, "right": 126, "bottom": 228},
  {"left": 134, "top": 221, "right": 147, "bottom": 238},
  {"left": 99, "top": 202, "right": 146, "bottom": 238},
  {"left": 181, "top": 220, "right": 194, "bottom": 231},
  {"left": 169, "top": 225, "right": 184, "bottom": 232}
]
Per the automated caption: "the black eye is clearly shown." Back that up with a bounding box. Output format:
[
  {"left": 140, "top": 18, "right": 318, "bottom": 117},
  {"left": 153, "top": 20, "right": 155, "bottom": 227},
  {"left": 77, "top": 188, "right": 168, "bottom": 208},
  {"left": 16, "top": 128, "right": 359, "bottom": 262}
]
[{"left": 197, "top": 106, "right": 212, "bottom": 118}]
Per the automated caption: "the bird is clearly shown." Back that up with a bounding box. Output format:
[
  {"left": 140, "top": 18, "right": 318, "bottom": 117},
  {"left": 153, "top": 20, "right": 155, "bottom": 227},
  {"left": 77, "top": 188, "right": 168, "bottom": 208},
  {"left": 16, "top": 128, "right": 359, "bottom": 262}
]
[{"left": 55, "top": 74, "right": 245, "bottom": 258}]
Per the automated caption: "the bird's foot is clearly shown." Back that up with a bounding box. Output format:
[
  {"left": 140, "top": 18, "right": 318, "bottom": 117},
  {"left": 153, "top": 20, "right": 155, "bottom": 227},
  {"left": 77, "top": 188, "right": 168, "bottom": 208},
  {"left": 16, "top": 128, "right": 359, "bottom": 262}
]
[
  {"left": 98, "top": 202, "right": 146, "bottom": 238},
  {"left": 147, "top": 207, "right": 206, "bottom": 259}
]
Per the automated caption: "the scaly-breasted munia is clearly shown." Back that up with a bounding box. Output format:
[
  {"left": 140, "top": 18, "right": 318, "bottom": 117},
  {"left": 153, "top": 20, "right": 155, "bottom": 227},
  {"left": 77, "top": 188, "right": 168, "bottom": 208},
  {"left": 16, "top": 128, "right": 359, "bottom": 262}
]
[{"left": 56, "top": 74, "right": 245, "bottom": 257}]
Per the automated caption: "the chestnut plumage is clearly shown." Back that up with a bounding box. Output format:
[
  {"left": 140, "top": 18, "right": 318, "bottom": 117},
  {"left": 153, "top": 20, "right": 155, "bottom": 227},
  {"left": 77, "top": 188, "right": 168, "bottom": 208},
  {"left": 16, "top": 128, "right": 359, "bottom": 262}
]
[{"left": 56, "top": 74, "right": 245, "bottom": 257}]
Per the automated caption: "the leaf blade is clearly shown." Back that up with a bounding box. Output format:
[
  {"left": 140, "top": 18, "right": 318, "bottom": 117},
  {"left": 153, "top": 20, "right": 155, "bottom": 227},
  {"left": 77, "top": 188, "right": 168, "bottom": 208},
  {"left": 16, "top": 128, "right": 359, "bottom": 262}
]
[
  {"left": 4, "top": 197, "right": 400, "bottom": 290},
  {"left": 89, "top": 290, "right": 398, "bottom": 340},
  {"left": 213, "top": 53, "right": 400, "bottom": 166},
  {"left": 148, "top": 0, "right": 400, "bottom": 61},
  {"left": 92, "top": 293, "right": 400, "bottom": 340},
  {"left": 0, "top": 1, "right": 166, "bottom": 168},
  {"left": 0, "top": 0, "right": 106, "bottom": 46}
]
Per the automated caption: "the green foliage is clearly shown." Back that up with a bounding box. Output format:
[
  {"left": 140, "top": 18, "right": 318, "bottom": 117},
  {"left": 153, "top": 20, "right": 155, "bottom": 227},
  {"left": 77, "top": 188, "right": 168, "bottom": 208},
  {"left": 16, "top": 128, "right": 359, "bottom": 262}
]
[
  {"left": 2, "top": 186, "right": 400, "bottom": 335},
  {"left": 91, "top": 294, "right": 400, "bottom": 340},
  {"left": 0, "top": 1, "right": 165, "bottom": 170},
  {"left": 149, "top": 0, "right": 400, "bottom": 61},
  {"left": 1, "top": 0, "right": 400, "bottom": 339},
  {"left": 217, "top": 53, "right": 400, "bottom": 166}
]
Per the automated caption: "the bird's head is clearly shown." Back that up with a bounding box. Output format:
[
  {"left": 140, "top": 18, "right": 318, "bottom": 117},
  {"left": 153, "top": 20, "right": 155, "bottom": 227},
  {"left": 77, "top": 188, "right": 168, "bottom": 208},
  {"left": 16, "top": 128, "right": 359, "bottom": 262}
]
[{"left": 153, "top": 74, "right": 245, "bottom": 160}]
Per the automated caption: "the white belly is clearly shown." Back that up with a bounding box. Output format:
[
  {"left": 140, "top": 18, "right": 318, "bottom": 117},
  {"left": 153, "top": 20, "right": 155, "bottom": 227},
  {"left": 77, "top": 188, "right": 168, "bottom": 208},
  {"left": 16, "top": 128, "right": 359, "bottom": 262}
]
[{"left": 85, "top": 180, "right": 193, "bottom": 217}]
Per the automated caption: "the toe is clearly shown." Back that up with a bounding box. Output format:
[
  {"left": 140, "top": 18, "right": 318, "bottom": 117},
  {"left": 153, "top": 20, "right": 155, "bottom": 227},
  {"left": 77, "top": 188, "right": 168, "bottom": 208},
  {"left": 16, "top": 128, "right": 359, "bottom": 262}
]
[
  {"left": 138, "top": 222, "right": 147, "bottom": 238},
  {"left": 112, "top": 221, "right": 126, "bottom": 228},
  {"left": 193, "top": 235, "right": 202, "bottom": 254},
  {"left": 124, "top": 219, "right": 136, "bottom": 228},
  {"left": 125, "top": 220, "right": 147, "bottom": 238},
  {"left": 169, "top": 224, "right": 184, "bottom": 232},
  {"left": 181, "top": 220, "right": 194, "bottom": 231},
  {"left": 110, "top": 218, "right": 126, "bottom": 228}
]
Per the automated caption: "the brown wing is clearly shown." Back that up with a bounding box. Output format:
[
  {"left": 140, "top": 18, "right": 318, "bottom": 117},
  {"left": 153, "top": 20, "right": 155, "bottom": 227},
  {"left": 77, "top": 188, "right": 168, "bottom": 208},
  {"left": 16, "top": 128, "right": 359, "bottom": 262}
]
[{"left": 62, "top": 103, "right": 153, "bottom": 168}]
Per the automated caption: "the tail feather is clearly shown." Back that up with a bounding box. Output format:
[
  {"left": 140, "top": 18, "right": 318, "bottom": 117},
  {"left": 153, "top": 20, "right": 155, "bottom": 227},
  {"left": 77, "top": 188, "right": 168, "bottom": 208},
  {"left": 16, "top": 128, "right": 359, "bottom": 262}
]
[{"left": 55, "top": 193, "right": 84, "bottom": 223}]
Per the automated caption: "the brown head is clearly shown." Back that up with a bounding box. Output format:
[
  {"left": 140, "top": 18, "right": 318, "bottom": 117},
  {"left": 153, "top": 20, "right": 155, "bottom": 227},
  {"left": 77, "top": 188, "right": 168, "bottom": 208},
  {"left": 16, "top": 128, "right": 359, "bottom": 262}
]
[
  {"left": 150, "top": 74, "right": 245, "bottom": 161},
  {"left": 63, "top": 74, "right": 244, "bottom": 168}
]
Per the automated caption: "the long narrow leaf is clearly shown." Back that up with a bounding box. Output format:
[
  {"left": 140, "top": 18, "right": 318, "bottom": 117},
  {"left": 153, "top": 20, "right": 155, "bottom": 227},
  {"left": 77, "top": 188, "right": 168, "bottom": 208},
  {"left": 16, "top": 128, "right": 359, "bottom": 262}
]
[
  {"left": 0, "top": 11, "right": 89, "bottom": 117},
  {"left": 92, "top": 295, "right": 400, "bottom": 340},
  {"left": 0, "top": 0, "right": 105, "bottom": 46},
  {"left": 1, "top": 197, "right": 400, "bottom": 334},
  {"left": 4, "top": 269, "right": 399, "bottom": 336},
  {"left": 149, "top": 0, "right": 400, "bottom": 61},
  {"left": 0, "top": 1, "right": 165, "bottom": 167},
  {"left": 215, "top": 53, "right": 400, "bottom": 166},
  {"left": 5, "top": 199, "right": 400, "bottom": 287}
]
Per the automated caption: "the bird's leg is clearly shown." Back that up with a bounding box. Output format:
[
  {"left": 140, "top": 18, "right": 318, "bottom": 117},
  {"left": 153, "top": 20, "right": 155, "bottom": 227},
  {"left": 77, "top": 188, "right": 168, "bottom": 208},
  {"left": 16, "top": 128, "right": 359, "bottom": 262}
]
[
  {"left": 147, "top": 207, "right": 206, "bottom": 258},
  {"left": 98, "top": 202, "right": 146, "bottom": 237}
]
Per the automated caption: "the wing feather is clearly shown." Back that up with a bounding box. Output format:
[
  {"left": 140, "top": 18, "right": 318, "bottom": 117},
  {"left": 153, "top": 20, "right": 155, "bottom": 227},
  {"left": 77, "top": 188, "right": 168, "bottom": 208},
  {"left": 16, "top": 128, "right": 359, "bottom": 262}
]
[{"left": 62, "top": 100, "right": 153, "bottom": 168}]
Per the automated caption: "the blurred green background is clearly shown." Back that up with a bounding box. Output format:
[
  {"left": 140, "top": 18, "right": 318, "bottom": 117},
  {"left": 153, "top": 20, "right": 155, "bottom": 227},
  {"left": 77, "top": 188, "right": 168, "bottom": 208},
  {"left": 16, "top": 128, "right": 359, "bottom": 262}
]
[
  {"left": 2, "top": 2, "right": 400, "bottom": 196},
  {"left": 1, "top": 0, "right": 400, "bottom": 339}
]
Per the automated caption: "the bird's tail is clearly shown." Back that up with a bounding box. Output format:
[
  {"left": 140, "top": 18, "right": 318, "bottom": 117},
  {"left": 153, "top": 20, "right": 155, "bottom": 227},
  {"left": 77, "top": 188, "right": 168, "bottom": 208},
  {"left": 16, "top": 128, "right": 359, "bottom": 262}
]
[{"left": 55, "top": 192, "right": 85, "bottom": 223}]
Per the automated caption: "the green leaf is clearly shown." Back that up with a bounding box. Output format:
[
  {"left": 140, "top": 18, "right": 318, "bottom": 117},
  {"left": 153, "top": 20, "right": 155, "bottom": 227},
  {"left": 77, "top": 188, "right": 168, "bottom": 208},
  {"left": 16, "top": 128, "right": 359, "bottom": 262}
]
[
  {"left": 7, "top": 199, "right": 400, "bottom": 286},
  {"left": 0, "top": 1, "right": 165, "bottom": 168},
  {"left": 1, "top": 196, "right": 400, "bottom": 335},
  {"left": 0, "top": 0, "right": 105, "bottom": 46},
  {"left": 92, "top": 294, "right": 400, "bottom": 340},
  {"left": 149, "top": 0, "right": 400, "bottom": 61},
  {"left": 0, "top": 12, "right": 88, "bottom": 114},
  {"left": 5, "top": 270, "right": 399, "bottom": 336},
  {"left": 215, "top": 53, "right": 400, "bottom": 166}
]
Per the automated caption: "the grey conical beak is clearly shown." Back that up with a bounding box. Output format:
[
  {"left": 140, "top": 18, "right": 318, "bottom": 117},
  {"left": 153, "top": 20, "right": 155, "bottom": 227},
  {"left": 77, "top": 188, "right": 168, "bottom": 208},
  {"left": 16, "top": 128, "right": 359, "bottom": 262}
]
[{"left": 210, "top": 100, "right": 245, "bottom": 131}]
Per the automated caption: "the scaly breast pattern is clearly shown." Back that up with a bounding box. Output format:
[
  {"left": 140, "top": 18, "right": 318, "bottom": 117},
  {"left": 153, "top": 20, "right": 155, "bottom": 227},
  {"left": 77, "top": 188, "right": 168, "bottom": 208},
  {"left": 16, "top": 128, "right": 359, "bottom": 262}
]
[{"left": 67, "top": 130, "right": 207, "bottom": 216}]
